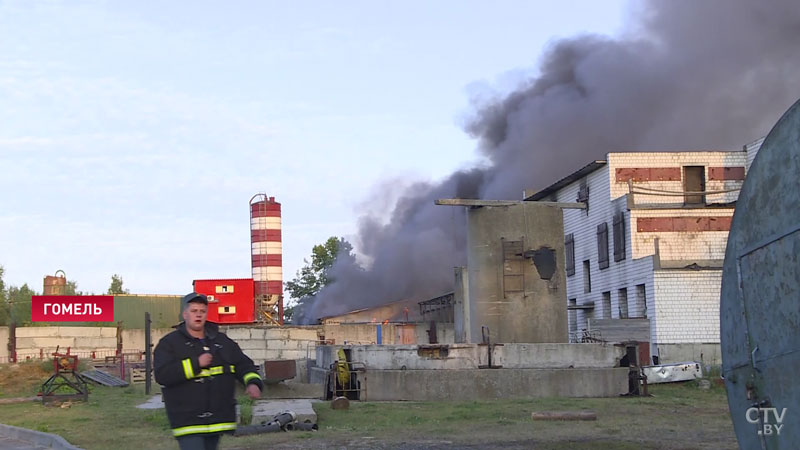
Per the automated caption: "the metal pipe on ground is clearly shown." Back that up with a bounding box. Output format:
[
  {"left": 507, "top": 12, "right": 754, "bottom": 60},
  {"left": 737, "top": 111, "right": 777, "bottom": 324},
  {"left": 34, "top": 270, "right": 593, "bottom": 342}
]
[
  {"left": 233, "top": 423, "right": 283, "bottom": 436},
  {"left": 284, "top": 422, "right": 318, "bottom": 431}
]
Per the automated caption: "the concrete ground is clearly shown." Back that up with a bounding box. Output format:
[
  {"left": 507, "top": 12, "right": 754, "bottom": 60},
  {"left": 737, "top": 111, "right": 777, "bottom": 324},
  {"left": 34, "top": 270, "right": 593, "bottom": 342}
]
[
  {"left": 134, "top": 394, "right": 163, "bottom": 410},
  {"left": 0, "top": 424, "right": 82, "bottom": 450},
  {"left": 0, "top": 435, "right": 52, "bottom": 450}
]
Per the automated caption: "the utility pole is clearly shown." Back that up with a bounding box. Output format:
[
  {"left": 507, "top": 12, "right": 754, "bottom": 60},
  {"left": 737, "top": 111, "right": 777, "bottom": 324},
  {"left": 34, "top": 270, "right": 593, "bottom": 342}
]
[{"left": 145, "top": 312, "right": 152, "bottom": 394}]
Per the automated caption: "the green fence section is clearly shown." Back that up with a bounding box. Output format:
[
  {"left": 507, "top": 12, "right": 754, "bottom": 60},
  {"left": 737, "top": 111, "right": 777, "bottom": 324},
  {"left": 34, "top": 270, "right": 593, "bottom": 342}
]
[{"left": 113, "top": 295, "right": 183, "bottom": 328}]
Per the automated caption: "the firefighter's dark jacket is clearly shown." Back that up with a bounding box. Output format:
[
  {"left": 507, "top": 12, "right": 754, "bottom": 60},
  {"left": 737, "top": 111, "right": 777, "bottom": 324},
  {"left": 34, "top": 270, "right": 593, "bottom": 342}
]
[{"left": 154, "top": 321, "right": 263, "bottom": 437}]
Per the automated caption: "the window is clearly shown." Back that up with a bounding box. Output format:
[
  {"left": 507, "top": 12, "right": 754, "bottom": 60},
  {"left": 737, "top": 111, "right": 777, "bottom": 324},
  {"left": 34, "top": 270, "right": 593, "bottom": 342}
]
[
  {"left": 602, "top": 292, "right": 611, "bottom": 319},
  {"left": 597, "top": 222, "right": 609, "bottom": 269},
  {"left": 577, "top": 179, "right": 589, "bottom": 213},
  {"left": 613, "top": 211, "right": 626, "bottom": 262},
  {"left": 684, "top": 166, "right": 705, "bottom": 205},
  {"left": 583, "top": 260, "right": 591, "bottom": 293},
  {"left": 565, "top": 234, "right": 575, "bottom": 276},
  {"left": 636, "top": 284, "right": 647, "bottom": 318},
  {"left": 618, "top": 288, "right": 629, "bottom": 318}
]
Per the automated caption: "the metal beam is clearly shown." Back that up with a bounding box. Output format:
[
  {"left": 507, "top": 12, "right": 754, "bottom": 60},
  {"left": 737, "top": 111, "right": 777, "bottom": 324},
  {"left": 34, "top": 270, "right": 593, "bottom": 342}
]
[{"left": 435, "top": 198, "right": 586, "bottom": 209}]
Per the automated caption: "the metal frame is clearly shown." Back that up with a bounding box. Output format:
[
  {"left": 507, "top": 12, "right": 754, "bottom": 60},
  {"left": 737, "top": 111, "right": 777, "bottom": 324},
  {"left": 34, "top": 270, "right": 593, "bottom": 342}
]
[{"left": 326, "top": 361, "right": 367, "bottom": 401}]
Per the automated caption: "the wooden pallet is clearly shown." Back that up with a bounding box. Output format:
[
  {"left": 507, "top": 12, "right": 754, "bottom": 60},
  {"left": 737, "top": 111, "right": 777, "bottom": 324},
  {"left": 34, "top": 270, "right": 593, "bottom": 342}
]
[{"left": 129, "top": 368, "right": 152, "bottom": 384}]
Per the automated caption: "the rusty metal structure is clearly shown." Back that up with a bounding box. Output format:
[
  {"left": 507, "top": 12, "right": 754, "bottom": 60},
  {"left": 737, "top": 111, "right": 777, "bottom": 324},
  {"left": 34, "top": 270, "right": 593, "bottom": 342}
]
[
  {"left": 40, "top": 348, "right": 89, "bottom": 404},
  {"left": 721, "top": 98, "right": 800, "bottom": 449},
  {"left": 42, "top": 270, "right": 67, "bottom": 295}
]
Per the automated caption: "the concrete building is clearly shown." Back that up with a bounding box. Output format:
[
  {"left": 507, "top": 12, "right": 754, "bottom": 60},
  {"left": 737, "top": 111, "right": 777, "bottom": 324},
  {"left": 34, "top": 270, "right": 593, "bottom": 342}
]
[
  {"left": 317, "top": 299, "right": 421, "bottom": 325},
  {"left": 526, "top": 150, "right": 752, "bottom": 365}
]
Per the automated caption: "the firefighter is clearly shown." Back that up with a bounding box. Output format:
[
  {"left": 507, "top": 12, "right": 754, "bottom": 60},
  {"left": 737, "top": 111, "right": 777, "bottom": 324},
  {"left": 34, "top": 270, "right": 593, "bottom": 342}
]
[{"left": 154, "top": 293, "right": 263, "bottom": 450}]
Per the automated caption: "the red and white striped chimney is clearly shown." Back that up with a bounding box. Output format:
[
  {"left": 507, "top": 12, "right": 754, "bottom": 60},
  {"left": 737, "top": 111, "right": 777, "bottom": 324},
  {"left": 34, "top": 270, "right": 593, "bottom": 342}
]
[{"left": 249, "top": 194, "right": 283, "bottom": 324}]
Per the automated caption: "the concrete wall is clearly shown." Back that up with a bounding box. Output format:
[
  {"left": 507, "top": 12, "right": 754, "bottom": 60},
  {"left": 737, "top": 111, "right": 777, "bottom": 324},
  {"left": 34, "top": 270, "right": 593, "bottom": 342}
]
[
  {"left": 316, "top": 344, "right": 482, "bottom": 371},
  {"left": 497, "top": 343, "right": 624, "bottom": 369},
  {"left": 13, "top": 327, "right": 119, "bottom": 360},
  {"left": 363, "top": 368, "right": 629, "bottom": 401},
  {"left": 315, "top": 343, "right": 623, "bottom": 371},
  {"left": 653, "top": 270, "right": 722, "bottom": 344},
  {"left": 655, "top": 343, "right": 722, "bottom": 367},
  {"left": 631, "top": 208, "right": 733, "bottom": 261},
  {"left": 0, "top": 327, "right": 8, "bottom": 361},
  {"left": 467, "top": 202, "right": 568, "bottom": 343},
  {"left": 453, "top": 267, "right": 470, "bottom": 343},
  {"left": 220, "top": 326, "right": 321, "bottom": 364}
]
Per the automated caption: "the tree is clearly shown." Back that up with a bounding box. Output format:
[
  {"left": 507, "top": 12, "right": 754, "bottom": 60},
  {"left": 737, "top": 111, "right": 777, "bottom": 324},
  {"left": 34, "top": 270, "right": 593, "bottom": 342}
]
[
  {"left": 65, "top": 280, "right": 80, "bottom": 295},
  {"left": 284, "top": 237, "right": 355, "bottom": 323},
  {"left": 107, "top": 274, "right": 129, "bottom": 295},
  {"left": 7, "top": 283, "right": 37, "bottom": 326},
  {"left": 0, "top": 265, "right": 8, "bottom": 326}
]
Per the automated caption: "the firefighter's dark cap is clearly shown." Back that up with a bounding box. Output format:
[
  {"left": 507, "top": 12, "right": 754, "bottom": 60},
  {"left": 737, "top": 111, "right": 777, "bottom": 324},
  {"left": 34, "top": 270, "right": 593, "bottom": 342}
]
[{"left": 183, "top": 292, "right": 208, "bottom": 306}]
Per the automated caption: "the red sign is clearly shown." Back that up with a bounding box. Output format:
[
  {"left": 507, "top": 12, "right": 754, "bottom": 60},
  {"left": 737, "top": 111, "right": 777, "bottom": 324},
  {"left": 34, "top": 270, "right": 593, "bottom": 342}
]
[{"left": 32, "top": 296, "right": 114, "bottom": 322}]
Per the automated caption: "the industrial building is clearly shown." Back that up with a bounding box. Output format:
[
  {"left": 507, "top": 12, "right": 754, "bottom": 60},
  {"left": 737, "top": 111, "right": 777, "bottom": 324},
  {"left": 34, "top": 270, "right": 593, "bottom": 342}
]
[{"left": 524, "top": 145, "right": 762, "bottom": 365}]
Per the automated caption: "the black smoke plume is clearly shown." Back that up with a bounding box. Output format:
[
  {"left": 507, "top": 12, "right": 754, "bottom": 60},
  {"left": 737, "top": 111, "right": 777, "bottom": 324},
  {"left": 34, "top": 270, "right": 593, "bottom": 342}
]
[{"left": 300, "top": 0, "right": 800, "bottom": 322}]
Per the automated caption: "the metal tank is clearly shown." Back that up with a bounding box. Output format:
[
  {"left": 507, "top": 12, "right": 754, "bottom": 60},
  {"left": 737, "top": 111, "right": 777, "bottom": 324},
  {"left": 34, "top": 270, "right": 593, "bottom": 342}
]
[
  {"left": 43, "top": 270, "right": 67, "bottom": 295},
  {"left": 721, "top": 98, "right": 800, "bottom": 449},
  {"left": 249, "top": 194, "right": 284, "bottom": 324},
  {"left": 466, "top": 202, "right": 568, "bottom": 343}
]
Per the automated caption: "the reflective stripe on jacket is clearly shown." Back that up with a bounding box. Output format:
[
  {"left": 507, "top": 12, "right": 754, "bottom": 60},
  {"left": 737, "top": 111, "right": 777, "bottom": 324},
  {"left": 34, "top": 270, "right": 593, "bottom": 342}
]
[{"left": 154, "top": 321, "right": 263, "bottom": 435}]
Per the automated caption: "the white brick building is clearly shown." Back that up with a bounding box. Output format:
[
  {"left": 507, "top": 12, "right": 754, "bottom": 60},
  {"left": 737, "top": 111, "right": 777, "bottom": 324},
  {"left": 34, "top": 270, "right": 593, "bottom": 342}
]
[{"left": 526, "top": 150, "right": 753, "bottom": 365}]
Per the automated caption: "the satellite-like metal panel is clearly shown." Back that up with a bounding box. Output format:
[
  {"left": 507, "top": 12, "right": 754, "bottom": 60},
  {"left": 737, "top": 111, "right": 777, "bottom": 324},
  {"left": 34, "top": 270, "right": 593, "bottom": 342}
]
[{"left": 721, "top": 98, "right": 800, "bottom": 449}]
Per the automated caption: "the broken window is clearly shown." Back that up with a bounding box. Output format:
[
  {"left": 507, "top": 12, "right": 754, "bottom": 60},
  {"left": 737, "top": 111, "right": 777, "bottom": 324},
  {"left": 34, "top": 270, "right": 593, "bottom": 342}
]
[
  {"left": 684, "top": 166, "right": 705, "bottom": 205},
  {"left": 636, "top": 284, "right": 647, "bottom": 318},
  {"left": 577, "top": 179, "right": 589, "bottom": 213},
  {"left": 568, "top": 299, "right": 577, "bottom": 335},
  {"left": 565, "top": 234, "right": 575, "bottom": 276},
  {"left": 597, "top": 222, "right": 609, "bottom": 270},
  {"left": 613, "top": 211, "right": 626, "bottom": 262},
  {"left": 618, "top": 288, "right": 629, "bottom": 318},
  {"left": 583, "top": 260, "right": 591, "bottom": 293}
]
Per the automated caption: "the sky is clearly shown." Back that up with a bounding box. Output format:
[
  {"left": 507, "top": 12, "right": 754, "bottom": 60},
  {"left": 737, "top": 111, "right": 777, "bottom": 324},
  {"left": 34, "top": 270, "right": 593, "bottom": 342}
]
[{"left": 0, "top": 0, "right": 628, "bottom": 296}]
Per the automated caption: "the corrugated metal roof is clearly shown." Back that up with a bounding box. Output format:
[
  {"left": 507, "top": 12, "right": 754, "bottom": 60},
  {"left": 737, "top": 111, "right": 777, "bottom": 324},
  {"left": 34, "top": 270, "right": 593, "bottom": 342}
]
[
  {"left": 524, "top": 160, "right": 607, "bottom": 201},
  {"left": 193, "top": 278, "right": 254, "bottom": 282}
]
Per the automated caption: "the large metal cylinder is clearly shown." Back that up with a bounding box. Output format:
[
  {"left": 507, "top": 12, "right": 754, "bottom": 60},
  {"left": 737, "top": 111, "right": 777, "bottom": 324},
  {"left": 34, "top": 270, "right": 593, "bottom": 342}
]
[
  {"left": 466, "top": 202, "right": 568, "bottom": 343},
  {"left": 43, "top": 270, "right": 67, "bottom": 295},
  {"left": 250, "top": 194, "right": 283, "bottom": 324},
  {"left": 721, "top": 98, "right": 800, "bottom": 449}
]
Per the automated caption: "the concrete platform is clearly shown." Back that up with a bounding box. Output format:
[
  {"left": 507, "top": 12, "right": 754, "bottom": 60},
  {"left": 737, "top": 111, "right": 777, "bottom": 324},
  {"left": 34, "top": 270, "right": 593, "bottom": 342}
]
[
  {"left": 0, "top": 424, "right": 83, "bottom": 450},
  {"left": 316, "top": 343, "right": 625, "bottom": 371},
  {"left": 136, "top": 394, "right": 164, "bottom": 410},
  {"left": 251, "top": 399, "right": 318, "bottom": 426}
]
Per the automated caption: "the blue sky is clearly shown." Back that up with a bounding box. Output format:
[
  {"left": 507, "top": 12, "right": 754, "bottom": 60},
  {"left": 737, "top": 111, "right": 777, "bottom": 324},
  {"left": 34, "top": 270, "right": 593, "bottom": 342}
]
[{"left": 0, "top": 0, "right": 627, "bottom": 296}]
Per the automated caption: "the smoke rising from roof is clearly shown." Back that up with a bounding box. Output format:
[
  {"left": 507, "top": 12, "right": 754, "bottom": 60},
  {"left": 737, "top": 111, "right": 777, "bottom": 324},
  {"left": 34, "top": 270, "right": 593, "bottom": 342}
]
[{"left": 300, "top": 0, "right": 800, "bottom": 322}]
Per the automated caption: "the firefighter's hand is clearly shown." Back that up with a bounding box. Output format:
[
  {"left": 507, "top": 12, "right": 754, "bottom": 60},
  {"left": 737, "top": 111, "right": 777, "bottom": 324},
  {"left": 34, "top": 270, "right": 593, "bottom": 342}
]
[
  {"left": 198, "top": 352, "right": 213, "bottom": 368},
  {"left": 246, "top": 384, "right": 261, "bottom": 399}
]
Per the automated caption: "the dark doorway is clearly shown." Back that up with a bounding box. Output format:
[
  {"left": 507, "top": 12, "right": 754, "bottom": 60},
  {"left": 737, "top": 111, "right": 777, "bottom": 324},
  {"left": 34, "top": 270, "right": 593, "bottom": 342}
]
[{"left": 684, "top": 166, "right": 705, "bottom": 205}]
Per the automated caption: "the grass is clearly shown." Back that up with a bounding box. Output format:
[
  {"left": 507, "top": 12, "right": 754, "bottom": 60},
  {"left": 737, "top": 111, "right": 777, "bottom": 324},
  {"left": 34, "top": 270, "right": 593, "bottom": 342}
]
[{"left": 0, "top": 362, "right": 736, "bottom": 450}]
